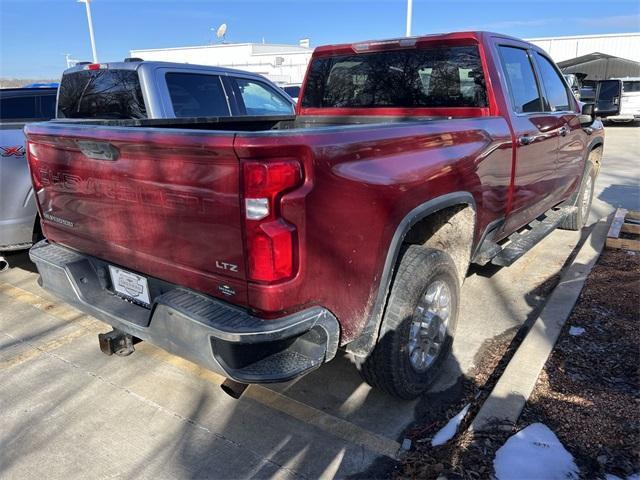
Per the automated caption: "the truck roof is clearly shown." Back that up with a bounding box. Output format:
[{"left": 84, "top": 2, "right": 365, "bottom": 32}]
[
  {"left": 311, "top": 31, "right": 526, "bottom": 56},
  {"left": 62, "top": 60, "right": 266, "bottom": 78}
]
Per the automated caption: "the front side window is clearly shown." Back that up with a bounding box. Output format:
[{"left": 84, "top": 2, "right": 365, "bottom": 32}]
[
  {"left": 165, "top": 73, "right": 230, "bottom": 117},
  {"left": 498, "top": 46, "right": 542, "bottom": 114},
  {"left": 301, "top": 45, "right": 488, "bottom": 109},
  {"left": 534, "top": 53, "right": 572, "bottom": 112},
  {"left": 233, "top": 79, "right": 294, "bottom": 115}
]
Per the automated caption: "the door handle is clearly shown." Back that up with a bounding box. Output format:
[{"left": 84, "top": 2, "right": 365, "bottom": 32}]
[{"left": 518, "top": 135, "right": 540, "bottom": 146}]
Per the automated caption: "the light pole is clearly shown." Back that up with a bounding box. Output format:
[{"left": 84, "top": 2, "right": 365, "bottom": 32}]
[
  {"left": 405, "top": 0, "right": 413, "bottom": 37},
  {"left": 78, "top": 0, "right": 98, "bottom": 63}
]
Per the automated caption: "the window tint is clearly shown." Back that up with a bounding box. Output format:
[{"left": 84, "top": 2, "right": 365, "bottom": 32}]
[
  {"left": 0, "top": 95, "right": 37, "bottom": 120},
  {"left": 58, "top": 69, "right": 146, "bottom": 119},
  {"left": 39, "top": 94, "right": 57, "bottom": 119},
  {"left": 301, "top": 45, "right": 487, "bottom": 109},
  {"left": 534, "top": 53, "right": 572, "bottom": 112},
  {"left": 498, "top": 46, "right": 542, "bottom": 113},
  {"left": 234, "top": 79, "right": 294, "bottom": 115},
  {"left": 166, "top": 73, "right": 230, "bottom": 117}
]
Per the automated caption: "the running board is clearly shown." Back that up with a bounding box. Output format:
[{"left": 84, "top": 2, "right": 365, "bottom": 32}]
[{"left": 475, "top": 207, "right": 576, "bottom": 267}]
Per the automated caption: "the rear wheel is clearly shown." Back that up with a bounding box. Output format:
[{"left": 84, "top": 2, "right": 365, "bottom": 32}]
[
  {"left": 560, "top": 161, "right": 596, "bottom": 231},
  {"left": 357, "top": 246, "right": 459, "bottom": 399}
]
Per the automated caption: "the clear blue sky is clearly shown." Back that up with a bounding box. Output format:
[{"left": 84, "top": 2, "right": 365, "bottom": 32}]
[{"left": 1, "top": 0, "right": 639, "bottom": 78}]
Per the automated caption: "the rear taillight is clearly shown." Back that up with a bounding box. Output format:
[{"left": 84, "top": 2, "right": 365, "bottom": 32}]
[{"left": 243, "top": 160, "right": 302, "bottom": 283}]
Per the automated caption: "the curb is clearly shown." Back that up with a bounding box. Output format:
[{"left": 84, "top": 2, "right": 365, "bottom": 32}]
[{"left": 470, "top": 217, "right": 611, "bottom": 432}]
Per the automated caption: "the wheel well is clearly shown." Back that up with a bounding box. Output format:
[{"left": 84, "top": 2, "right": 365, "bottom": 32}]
[
  {"left": 403, "top": 204, "right": 475, "bottom": 285},
  {"left": 589, "top": 144, "right": 603, "bottom": 175},
  {"left": 32, "top": 214, "right": 43, "bottom": 244}
]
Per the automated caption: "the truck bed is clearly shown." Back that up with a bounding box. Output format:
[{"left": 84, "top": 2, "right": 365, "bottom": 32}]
[
  {"left": 46, "top": 113, "right": 448, "bottom": 130},
  {"left": 26, "top": 113, "right": 510, "bottom": 316}
]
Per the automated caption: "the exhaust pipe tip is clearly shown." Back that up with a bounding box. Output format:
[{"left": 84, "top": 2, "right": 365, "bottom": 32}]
[
  {"left": 0, "top": 256, "right": 9, "bottom": 273},
  {"left": 221, "top": 378, "right": 249, "bottom": 399}
]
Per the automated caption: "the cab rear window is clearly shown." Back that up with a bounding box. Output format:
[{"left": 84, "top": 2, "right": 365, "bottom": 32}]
[
  {"left": 57, "top": 69, "right": 147, "bottom": 119},
  {"left": 301, "top": 45, "right": 487, "bottom": 109}
]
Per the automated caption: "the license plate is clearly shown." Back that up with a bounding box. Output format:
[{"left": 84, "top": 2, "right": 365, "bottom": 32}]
[{"left": 108, "top": 265, "right": 151, "bottom": 306}]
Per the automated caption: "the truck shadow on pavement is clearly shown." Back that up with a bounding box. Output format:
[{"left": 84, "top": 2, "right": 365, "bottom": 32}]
[{"left": 0, "top": 216, "right": 612, "bottom": 479}]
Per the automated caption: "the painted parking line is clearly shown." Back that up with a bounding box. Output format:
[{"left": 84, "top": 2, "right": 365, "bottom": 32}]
[
  {"left": 0, "top": 282, "right": 100, "bottom": 327},
  {"left": 0, "top": 327, "right": 93, "bottom": 370},
  {"left": 136, "top": 342, "right": 401, "bottom": 459},
  {"left": 0, "top": 280, "right": 402, "bottom": 459},
  {"left": 0, "top": 283, "right": 106, "bottom": 369}
]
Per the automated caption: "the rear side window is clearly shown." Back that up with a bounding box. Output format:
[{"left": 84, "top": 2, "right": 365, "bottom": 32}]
[
  {"left": 533, "top": 53, "right": 572, "bottom": 112},
  {"left": 0, "top": 95, "right": 37, "bottom": 120},
  {"left": 623, "top": 81, "right": 640, "bottom": 93},
  {"left": 233, "top": 78, "right": 294, "bottom": 115},
  {"left": 283, "top": 86, "right": 301, "bottom": 98},
  {"left": 58, "top": 69, "right": 146, "bottom": 119},
  {"left": 165, "top": 73, "right": 230, "bottom": 117},
  {"left": 498, "top": 46, "right": 542, "bottom": 113},
  {"left": 301, "top": 45, "right": 487, "bottom": 109}
]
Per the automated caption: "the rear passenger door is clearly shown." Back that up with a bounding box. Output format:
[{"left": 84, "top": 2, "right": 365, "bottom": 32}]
[
  {"left": 531, "top": 51, "right": 584, "bottom": 201},
  {"left": 497, "top": 44, "right": 561, "bottom": 234}
]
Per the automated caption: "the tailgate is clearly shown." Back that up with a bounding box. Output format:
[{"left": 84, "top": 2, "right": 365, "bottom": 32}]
[{"left": 25, "top": 123, "right": 248, "bottom": 304}]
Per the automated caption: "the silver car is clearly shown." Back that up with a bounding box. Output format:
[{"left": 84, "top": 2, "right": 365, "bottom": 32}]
[
  {"left": 0, "top": 61, "right": 295, "bottom": 271},
  {"left": 0, "top": 87, "right": 57, "bottom": 270}
]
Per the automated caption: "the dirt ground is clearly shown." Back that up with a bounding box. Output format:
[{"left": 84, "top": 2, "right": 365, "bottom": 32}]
[
  {"left": 394, "top": 247, "right": 640, "bottom": 480},
  {"left": 393, "top": 327, "right": 520, "bottom": 479},
  {"left": 521, "top": 247, "right": 640, "bottom": 478}
]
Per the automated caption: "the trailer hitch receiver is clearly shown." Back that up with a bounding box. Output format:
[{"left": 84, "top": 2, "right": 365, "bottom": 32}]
[{"left": 98, "top": 329, "right": 137, "bottom": 356}]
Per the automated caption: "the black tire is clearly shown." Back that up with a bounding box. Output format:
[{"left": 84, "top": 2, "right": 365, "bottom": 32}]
[
  {"left": 32, "top": 215, "right": 44, "bottom": 244},
  {"left": 559, "top": 161, "right": 596, "bottom": 231},
  {"left": 357, "top": 246, "right": 460, "bottom": 399}
]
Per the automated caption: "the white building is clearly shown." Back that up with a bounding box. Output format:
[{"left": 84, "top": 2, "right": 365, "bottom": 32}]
[
  {"left": 130, "top": 41, "right": 313, "bottom": 85},
  {"left": 131, "top": 33, "right": 640, "bottom": 86},
  {"left": 526, "top": 32, "right": 640, "bottom": 63}
]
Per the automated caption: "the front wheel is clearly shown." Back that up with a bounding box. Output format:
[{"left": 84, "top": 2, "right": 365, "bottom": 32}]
[{"left": 357, "top": 246, "right": 460, "bottom": 399}]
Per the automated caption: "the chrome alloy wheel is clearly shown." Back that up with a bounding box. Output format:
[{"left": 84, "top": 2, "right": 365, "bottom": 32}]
[
  {"left": 582, "top": 175, "right": 593, "bottom": 219},
  {"left": 407, "top": 279, "right": 451, "bottom": 373}
]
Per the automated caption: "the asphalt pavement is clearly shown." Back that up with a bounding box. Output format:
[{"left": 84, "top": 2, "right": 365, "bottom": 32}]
[{"left": 0, "top": 125, "right": 637, "bottom": 479}]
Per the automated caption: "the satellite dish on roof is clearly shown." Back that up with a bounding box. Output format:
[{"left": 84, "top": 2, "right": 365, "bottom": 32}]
[{"left": 216, "top": 23, "right": 227, "bottom": 41}]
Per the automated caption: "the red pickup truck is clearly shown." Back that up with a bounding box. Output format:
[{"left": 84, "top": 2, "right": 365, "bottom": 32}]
[{"left": 26, "top": 32, "right": 603, "bottom": 399}]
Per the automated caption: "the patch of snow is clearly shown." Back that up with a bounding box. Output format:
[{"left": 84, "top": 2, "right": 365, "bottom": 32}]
[
  {"left": 569, "top": 326, "right": 586, "bottom": 336},
  {"left": 627, "top": 474, "right": 640, "bottom": 480},
  {"left": 605, "top": 474, "right": 623, "bottom": 480},
  {"left": 494, "top": 423, "right": 579, "bottom": 480},
  {"left": 431, "top": 403, "right": 470, "bottom": 446}
]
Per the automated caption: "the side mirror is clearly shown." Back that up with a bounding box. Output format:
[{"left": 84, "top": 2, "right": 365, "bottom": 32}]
[{"left": 578, "top": 103, "right": 595, "bottom": 127}]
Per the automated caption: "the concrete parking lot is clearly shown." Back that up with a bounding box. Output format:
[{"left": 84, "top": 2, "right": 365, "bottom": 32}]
[{"left": 1, "top": 126, "right": 638, "bottom": 479}]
